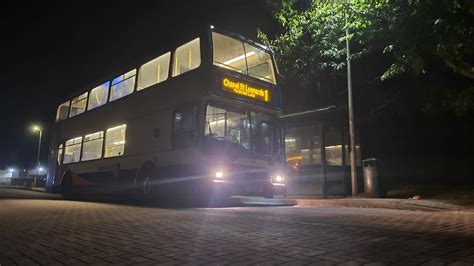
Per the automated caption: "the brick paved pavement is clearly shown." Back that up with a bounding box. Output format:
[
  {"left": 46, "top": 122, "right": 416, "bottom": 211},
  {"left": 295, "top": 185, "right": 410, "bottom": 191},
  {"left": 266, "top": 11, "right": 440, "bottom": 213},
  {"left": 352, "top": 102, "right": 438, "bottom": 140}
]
[{"left": 0, "top": 197, "right": 474, "bottom": 265}]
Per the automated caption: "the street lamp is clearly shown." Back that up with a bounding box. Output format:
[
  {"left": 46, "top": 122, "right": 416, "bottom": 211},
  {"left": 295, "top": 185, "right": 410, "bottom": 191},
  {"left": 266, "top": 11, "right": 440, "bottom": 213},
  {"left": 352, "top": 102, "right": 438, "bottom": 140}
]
[
  {"left": 345, "top": 0, "right": 357, "bottom": 196},
  {"left": 32, "top": 125, "right": 42, "bottom": 188},
  {"left": 7, "top": 168, "right": 16, "bottom": 179}
]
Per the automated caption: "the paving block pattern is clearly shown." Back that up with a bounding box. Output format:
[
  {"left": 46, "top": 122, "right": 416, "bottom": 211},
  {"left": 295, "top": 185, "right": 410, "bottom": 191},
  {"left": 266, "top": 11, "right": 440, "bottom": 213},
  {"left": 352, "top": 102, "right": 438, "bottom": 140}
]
[{"left": 0, "top": 199, "right": 474, "bottom": 265}]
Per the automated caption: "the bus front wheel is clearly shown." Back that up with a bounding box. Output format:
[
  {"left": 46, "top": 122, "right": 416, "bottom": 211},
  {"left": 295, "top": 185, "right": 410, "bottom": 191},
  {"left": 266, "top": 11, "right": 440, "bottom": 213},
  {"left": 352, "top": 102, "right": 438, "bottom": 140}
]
[{"left": 263, "top": 185, "right": 274, "bottom": 199}]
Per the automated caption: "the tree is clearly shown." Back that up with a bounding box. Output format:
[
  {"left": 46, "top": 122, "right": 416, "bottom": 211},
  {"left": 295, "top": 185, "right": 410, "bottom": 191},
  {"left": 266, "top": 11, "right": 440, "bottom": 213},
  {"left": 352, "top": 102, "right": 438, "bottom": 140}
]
[
  {"left": 258, "top": 0, "right": 474, "bottom": 115},
  {"left": 258, "top": 1, "right": 349, "bottom": 112}
]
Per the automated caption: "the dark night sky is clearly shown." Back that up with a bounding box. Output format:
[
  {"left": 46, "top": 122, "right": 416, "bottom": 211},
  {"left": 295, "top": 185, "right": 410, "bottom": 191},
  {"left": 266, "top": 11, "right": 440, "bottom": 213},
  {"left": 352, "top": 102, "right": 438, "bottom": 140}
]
[{"left": 0, "top": 0, "right": 273, "bottom": 169}]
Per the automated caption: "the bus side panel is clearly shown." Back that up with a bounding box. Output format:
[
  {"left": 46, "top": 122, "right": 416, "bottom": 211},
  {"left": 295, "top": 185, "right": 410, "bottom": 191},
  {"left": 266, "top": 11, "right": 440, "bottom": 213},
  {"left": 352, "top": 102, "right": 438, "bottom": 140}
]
[
  {"left": 63, "top": 148, "right": 205, "bottom": 195},
  {"left": 59, "top": 109, "right": 174, "bottom": 194},
  {"left": 125, "top": 109, "right": 173, "bottom": 156}
]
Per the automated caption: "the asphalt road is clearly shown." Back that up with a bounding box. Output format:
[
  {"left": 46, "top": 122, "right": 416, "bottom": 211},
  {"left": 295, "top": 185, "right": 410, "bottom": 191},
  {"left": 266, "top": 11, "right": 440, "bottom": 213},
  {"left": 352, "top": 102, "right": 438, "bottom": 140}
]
[{"left": 0, "top": 188, "right": 473, "bottom": 265}]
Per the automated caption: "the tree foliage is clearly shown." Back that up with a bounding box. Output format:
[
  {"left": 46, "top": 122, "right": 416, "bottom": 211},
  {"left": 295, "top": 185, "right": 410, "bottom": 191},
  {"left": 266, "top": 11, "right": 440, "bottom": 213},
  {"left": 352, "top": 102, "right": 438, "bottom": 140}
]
[{"left": 259, "top": 0, "right": 474, "bottom": 115}]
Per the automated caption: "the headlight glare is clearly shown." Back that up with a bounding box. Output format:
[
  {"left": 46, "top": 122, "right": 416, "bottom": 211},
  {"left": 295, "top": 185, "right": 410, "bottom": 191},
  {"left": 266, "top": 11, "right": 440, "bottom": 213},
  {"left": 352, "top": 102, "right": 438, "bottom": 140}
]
[
  {"left": 215, "top": 171, "right": 224, "bottom": 178},
  {"left": 275, "top": 175, "right": 284, "bottom": 183}
]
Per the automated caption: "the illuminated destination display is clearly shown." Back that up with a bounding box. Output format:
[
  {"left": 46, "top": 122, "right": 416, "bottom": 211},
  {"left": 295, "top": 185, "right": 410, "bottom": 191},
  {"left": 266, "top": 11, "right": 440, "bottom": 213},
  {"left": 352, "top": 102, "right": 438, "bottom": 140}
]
[{"left": 222, "top": 78, "right": 270, "bottom": 102}]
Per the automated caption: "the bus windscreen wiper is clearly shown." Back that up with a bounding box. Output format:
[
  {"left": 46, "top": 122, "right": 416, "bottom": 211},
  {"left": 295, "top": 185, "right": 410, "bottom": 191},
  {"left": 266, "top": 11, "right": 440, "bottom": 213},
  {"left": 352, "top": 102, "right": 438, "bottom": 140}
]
[{"left": 207, "top": 119, "right": 213, "bottom": 135}]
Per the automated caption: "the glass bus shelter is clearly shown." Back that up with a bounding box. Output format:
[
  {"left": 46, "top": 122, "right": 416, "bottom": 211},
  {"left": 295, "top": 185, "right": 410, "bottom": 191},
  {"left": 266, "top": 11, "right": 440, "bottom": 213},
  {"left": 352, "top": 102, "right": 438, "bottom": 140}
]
[{"left": 282, "top": 106, "right": 362, "bottom": 197}]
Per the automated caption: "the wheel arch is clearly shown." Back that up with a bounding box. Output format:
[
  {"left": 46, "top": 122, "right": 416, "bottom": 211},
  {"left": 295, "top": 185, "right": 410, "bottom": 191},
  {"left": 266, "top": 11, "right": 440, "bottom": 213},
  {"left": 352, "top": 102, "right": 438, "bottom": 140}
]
[{"left": 134, "top": 161, "right": 157, "bottom": 185}]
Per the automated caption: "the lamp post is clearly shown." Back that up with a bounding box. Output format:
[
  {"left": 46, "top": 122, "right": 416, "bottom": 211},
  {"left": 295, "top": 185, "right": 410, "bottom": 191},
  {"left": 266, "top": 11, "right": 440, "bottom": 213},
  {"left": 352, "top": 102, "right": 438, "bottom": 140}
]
[
  {"left": 32, "top": 125, "right": 42, "bottom": 188},
  {"left": 345, "top": 0, "right": 358, "bottom": 196}
]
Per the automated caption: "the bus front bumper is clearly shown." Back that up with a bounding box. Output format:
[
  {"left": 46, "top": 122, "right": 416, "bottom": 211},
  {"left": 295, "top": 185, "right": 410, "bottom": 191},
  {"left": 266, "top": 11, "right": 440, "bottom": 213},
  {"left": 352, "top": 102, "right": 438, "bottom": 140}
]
[{"left": 209, "top": 178, "right": 286, "bottom": 196}]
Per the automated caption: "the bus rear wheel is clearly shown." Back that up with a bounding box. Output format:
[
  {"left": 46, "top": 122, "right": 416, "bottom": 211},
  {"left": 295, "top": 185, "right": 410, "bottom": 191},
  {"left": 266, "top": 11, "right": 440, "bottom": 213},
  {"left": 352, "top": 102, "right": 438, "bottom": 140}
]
[
  {"left": 61, "top": 173, "right": 73, "bottom": 199},
  {"left": 136, "top": 167, "right": 155, "bottom": 201}
]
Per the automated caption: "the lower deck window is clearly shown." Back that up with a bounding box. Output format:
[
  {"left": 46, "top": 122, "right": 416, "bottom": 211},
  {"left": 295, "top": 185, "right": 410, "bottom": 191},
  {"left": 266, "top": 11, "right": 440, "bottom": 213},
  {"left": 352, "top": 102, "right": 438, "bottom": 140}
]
[
  {"left": 104, "top": 124, "right": 126, "bottom": 158},
  {"left": 173, "top": 107, "right": 197, "bottom": 148},
  {"left": 63, "top": 137, "right": 82, "bottom": 164},
  {"left": 82, "top": 131, "right": 104, "bottom": 161},
  {"left": 57, "top": 144, "right": 63, "bottom": 165},
  {"left": 250, "top": 111, "right": 275, "bottom": 157}
]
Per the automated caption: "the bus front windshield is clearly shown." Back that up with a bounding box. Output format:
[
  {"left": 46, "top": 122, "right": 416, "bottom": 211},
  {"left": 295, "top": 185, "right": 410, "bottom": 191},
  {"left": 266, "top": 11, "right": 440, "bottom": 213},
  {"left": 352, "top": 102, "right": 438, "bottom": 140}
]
[{"left": 204, "top": 103, "right": 278, "bottom": 159}]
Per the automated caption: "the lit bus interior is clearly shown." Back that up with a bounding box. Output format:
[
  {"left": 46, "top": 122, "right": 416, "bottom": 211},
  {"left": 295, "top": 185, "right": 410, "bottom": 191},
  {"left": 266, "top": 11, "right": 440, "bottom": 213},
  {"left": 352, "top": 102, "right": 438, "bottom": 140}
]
[
  {"left": 55, "top": 31, "right": 277, "bottom": 124},
  {"left": 212, "top": 32, "right": 276, "bottom": 84},
  {"left": 50, "top": 27, "right": 284, "bottom": 198},
  {"left": 54, "top": 29, "right": 279, "bottom": 167},
  {"left": 205, "top": 103, "right": 278, "bottom": 159},
  {"left": 60, "top": 124, "right": 126, "bottom": 165}
]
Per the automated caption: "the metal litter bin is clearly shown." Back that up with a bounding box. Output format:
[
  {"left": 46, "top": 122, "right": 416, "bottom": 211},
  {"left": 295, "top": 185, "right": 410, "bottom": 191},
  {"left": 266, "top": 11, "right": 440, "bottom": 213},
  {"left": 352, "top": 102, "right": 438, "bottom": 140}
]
[{"left": 363, "top": 158, "right": 380, "bottom": 197}]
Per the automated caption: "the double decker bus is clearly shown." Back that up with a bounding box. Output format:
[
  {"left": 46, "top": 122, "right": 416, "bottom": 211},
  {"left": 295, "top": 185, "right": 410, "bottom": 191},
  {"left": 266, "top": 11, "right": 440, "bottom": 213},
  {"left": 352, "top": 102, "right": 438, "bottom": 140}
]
[{"left": 45, "top": 26, "right": 286, "bottom": 199}]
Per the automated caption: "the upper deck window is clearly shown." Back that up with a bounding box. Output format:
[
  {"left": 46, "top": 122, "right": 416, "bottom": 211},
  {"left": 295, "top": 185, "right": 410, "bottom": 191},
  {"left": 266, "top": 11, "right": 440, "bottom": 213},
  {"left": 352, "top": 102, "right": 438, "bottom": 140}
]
[
  {"left": 243, "top": 43, "right": 276, "bottom": 85},
  {"left": 87, "top": 82, "right": 110, "bottom": 110},
  {"left": 212, "top": 33, "right": 247, "bottom": 74},
  {"left": 56, "top": 100, "right": 70, "bottom": 122},
  {"left": 172, "top": 38, "right": 201, "bottom": 77},
  {"left": 109, "top": 69, "right": 136, "bottom": 102},
  {"left": 137, "top": 52, "right": 171, "bottom": 91},
  {"left": 212, "top": 32, "right": 276, "bottom": 85},
  {"left": 69, "top": 92, "right": 88, "bottom": 118}
]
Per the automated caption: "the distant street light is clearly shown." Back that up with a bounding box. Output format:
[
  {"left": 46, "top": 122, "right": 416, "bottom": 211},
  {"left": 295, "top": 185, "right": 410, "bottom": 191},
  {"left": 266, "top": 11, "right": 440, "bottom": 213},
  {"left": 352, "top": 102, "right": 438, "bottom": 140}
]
[
  {"left": 7, "top": 168, "right": 16, "bottom": 178},
  {"left": 32, "top": 125, "right": 43, "bottom": 188}
]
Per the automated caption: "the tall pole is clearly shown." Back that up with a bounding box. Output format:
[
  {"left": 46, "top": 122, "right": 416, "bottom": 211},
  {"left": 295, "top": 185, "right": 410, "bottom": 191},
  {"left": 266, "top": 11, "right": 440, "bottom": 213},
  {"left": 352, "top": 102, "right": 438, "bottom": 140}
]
[
  {"left": 34, "top": 129, "right": 42, "bottom": 188},
  {"left": 345, "top": 0, "right": 358, "bottom": 196}
]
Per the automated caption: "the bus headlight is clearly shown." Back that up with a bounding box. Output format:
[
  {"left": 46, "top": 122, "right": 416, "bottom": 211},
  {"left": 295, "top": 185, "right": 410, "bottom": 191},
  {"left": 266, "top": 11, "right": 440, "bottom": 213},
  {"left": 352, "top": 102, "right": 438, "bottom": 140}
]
[
  {"left": 271, "top": 174, "right": 285, "bottom": 185},
  {"left": 212, "top": 170, "right": 227, "bottom": 183},
  {"left": 275, "top": 175, "right": 284, "bottom": 183},
  {"left": 215, "top": 171, "right": 224, "bottom": 179}
]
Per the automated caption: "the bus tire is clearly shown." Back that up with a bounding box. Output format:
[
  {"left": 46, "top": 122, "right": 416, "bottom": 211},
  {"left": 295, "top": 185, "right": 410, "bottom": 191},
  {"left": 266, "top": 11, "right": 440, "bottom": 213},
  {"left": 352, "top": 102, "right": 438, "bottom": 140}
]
[
  {"left": 61, "top": 173, "right": 73, "bottom": 199},
  {"left": 136, "top": 165, "right": 156, "bottom": 201}
]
